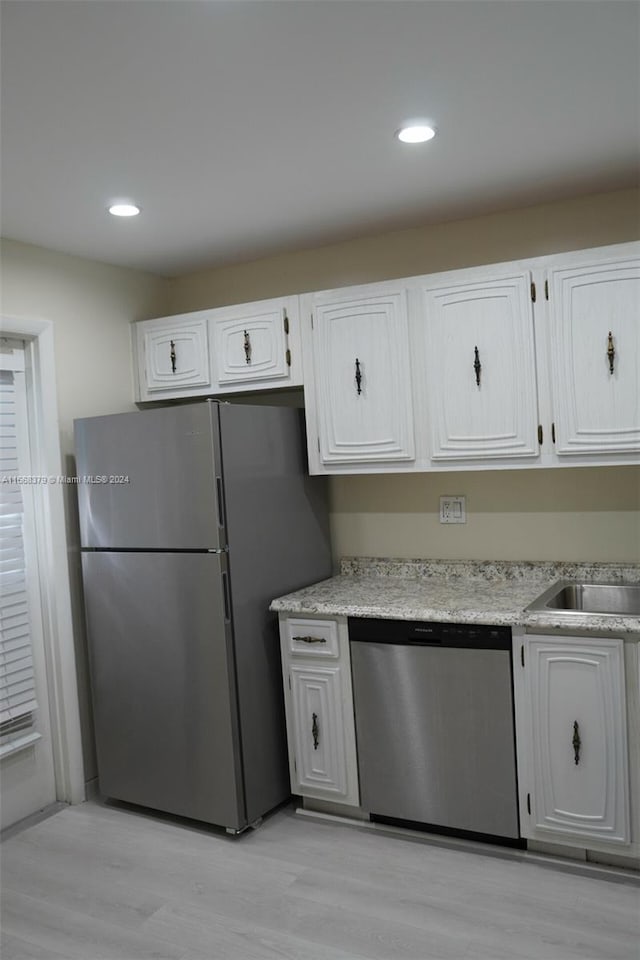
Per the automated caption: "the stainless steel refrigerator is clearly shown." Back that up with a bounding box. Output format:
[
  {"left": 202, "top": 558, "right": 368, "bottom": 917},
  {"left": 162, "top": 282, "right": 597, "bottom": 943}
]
[{"left": 74, "top": 401, "right": 331, "bottom": 833}]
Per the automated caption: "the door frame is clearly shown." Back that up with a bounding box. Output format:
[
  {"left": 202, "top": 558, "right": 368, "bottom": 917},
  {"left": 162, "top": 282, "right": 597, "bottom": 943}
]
[{"left": 1, "top": 314, "right": 85, "bottom": 805}]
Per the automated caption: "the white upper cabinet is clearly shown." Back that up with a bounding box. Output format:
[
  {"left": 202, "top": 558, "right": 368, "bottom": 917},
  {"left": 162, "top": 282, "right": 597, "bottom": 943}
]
[
  {"left": 133, "top": 296, "right": 302, "bottom": 402},
  {"left": 133, "top": 242, "right": 637, "bottom": 472},
  {"left": 135, "top": 314, "right": 212, "bottom": 400},
  {"left": 210, "top": 296, "right": 301, "bottom": 393},
  {"left": 302, "top": 282, "right": 415, "bottom": 473},
  {"left": 544, "top": 248, "right": 640, "bottom": 457},
  {"left": 418, "top": 267, "right": 540, "bottom": 462}
]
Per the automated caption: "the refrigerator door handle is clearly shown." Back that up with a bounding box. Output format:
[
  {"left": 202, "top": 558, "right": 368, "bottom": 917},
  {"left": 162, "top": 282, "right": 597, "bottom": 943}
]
[
  {"left": 221, "top": 570, "right": 231, "bottom": 623},
  {"left": 216, "top": 477, "right": 225, "bottom": 529}
]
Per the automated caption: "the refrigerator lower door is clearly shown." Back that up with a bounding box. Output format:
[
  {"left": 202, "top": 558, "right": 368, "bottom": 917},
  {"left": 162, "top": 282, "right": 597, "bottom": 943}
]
[{"left": 81, "top": 551, "right": 245, "bottom": 830}]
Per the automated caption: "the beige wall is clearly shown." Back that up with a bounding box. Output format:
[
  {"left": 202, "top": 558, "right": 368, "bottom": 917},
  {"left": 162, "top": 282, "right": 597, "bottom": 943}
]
[
  {"left": 168, "top": 188, "right": 640, "bottom": 565},
  {"left": 330, "top": 468, "right": 640, "bottom": 564},
  {"left": 1, "top": 239, "right": 167, "bottom": 454},
  {"left": 1, "top": 238, "right": 167, "bottom": 781},
  {"left": 168, "top": 187, "right": 640, "bottom": 310}
]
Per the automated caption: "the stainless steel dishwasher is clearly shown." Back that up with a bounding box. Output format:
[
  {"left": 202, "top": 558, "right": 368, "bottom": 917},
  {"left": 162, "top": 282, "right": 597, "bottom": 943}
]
[{"left": 349, "top": 618, "right": 521, "bottom": 842}]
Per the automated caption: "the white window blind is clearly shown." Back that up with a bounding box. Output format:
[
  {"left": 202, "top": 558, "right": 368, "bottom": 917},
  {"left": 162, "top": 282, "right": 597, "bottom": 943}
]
[{"left": 0, "top": 365, "right": 38, "bottom": 738}]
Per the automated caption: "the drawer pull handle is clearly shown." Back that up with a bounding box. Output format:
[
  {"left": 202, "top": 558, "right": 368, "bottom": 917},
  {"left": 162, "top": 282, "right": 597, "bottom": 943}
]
[
  {"left": 170, "top": 340, "right": 177, "bottom": 374},
  {"left": 243, "top": 330, "right": 252, "bottom": 364},
  {"left": 355, "top": 358, "right": 362, "bottom": 395},
  {"left": 606, "top": 331, "right": 615, "bottom": 374},
  {"left": 473, "top": 345, "right": 481, "bottom": 387},
  {"left": 293, "top": 635, "right": 327, "bottom": 644},
  {"left": 312, "top": 712, "right": 319, "bottom": 750},
  {"left": 572, "top": 720, "right": 581, "bottom": 765}
]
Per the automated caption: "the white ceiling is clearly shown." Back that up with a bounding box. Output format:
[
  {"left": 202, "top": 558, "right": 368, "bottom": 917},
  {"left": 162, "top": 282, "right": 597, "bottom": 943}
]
[{"left": 1, "top": 1, "right": 638, "bottom": 278}]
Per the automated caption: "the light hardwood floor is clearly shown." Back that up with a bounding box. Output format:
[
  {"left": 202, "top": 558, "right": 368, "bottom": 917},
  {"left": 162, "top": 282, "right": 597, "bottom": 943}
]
[{"left": 1, "top": 799, "right": 639, "bottom": 960}]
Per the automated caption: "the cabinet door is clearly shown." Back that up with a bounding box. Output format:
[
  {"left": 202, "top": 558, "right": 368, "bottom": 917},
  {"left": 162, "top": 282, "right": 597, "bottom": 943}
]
[
  {"left": 421, "top": 272, "right": 539, "bottom": 460},
  {"left": 523, "top": 636, "right": 629, "bottom": 845},
  {"left": 310, "top": 288, "right": 415, "bottom": 465},
  {"left": 211, "top": 298, "right": 299, "bottom": 390},
  {"left": 137, "top": 317, "right": 211, "bottom": 397},
  {"left": 547, "top": 255, "right": 640, "bottom": 454},
  {"left": 289, "top": 664, "right": 348, "bottom": 797}
]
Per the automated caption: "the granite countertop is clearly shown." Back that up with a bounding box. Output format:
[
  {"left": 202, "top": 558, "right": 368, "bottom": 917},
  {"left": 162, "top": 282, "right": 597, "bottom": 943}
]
[{"left": 270, "top": 559, "right": 640, "bottom": 635}]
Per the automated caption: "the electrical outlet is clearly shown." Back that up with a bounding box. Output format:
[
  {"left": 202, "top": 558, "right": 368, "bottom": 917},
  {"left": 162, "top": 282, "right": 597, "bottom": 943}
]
[{"left": 439, "top": 496, "right": 466, "bottom": 524}]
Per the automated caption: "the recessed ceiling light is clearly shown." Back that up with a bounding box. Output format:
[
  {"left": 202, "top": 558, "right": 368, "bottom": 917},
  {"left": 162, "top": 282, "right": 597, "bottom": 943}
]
[
  {"left": 396, "top": 124, "right": 436, "bottom": 144},
  {"left": 108, "top": 202, "right": 141, "bottom": 217}
]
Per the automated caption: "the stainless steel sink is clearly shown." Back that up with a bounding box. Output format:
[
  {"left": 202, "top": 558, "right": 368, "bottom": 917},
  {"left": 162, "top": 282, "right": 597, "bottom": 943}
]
[{"left": 526, "top": 580, "right": 640, "bottom": 617}]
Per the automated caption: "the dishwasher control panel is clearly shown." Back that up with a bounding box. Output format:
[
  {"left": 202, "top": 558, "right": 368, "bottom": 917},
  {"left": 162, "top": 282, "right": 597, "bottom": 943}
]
[{"left": 348, "top": 617, "right": 511, "bottom": 649}]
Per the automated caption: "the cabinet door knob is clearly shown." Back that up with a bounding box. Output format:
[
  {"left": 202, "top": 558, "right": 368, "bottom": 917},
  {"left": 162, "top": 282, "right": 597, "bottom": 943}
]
[
  {"left": 572, "top": 720, "right": 581, "bottom": 765},
  {"left": 292, "top": 635, "right": 327, "bottom": 644},
  {"left": 355, "top": 358, "right": 362, "bottom": 395},
  {"left": 606, "top": 331, "right": 615, "bottom": 375},
  {"left": 312, "top": 712, "right": 319, "bottom": 750},
  {"left": 170, "top": 340, "right": 177, "bottom": 374},
  {"left": 243, "top": 330, "right": 252, "bottom": 364},
  {"left": 473, "top": 345, "right": 482, "bottom": 387}
]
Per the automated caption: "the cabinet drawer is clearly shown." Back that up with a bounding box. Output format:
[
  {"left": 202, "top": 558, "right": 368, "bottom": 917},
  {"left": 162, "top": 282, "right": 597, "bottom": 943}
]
[{"left": 286, "top": 618, "right": 339, "bottom": 658}]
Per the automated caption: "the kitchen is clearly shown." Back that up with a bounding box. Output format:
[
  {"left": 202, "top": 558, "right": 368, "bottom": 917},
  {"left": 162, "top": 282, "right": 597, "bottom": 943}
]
[{"left": 1, "top": 2, "right": 639, "bottom": 958}]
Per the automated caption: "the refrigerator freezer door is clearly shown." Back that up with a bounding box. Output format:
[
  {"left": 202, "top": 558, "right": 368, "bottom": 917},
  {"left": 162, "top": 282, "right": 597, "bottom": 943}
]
[
  {"left": 81, "top": 550, "right": 245, "bottom": 830},
  {"left": 74, "top": 403, "right": 224, "bottom": 549}
]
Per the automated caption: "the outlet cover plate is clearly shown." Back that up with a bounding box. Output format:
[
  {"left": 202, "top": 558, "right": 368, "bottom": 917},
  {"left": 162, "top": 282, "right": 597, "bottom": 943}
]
[{"left": 440, "top": 496, "right": 466, "bottom": 524}]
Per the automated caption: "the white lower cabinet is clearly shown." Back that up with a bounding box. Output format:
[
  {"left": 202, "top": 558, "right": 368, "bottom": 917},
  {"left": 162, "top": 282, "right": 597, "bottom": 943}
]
[
  {"left": 514, "top": 633, "right": 631, "bottom": 850},
  {"left": 279, "top": 615, "right": 359, "bottom": 806},
  {"left": 289, "top": 664, "right": 347, "bottom": 796}
]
